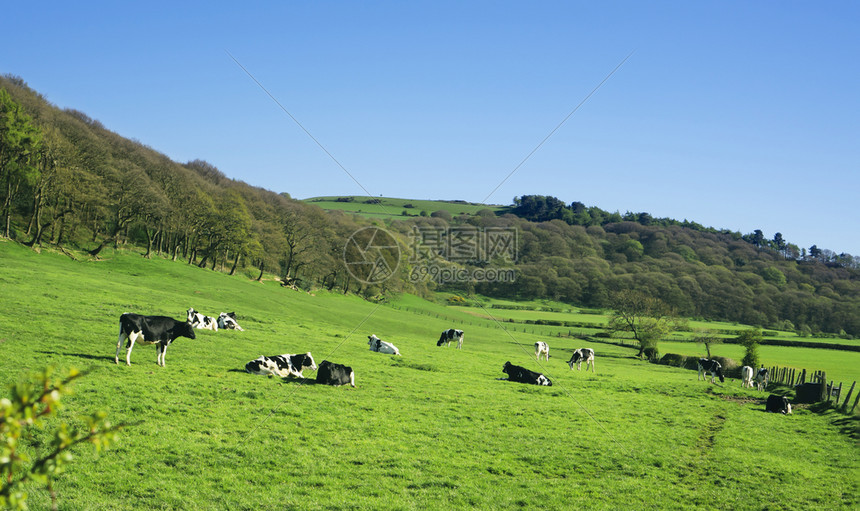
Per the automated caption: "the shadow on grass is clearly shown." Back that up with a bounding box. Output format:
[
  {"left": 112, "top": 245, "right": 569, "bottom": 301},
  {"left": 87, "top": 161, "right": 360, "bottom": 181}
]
[{"left": 38, "top": 351, "right": 115, "bottom": 363}]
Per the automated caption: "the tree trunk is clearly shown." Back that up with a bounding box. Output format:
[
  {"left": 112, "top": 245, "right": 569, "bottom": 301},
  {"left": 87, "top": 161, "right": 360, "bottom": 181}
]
[
  {"left": 230, "top": 253, "right": 240, "bottom": 276},
  {"left": 256, "top": 259, "right": 265, "bottom": 281}
]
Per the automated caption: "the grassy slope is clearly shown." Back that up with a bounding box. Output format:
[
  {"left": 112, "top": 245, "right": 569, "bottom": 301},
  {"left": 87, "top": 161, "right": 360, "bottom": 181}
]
[
  {"left": 303, "top": 196, "right": 507, "bottom": 220},
  {"left": 0, "top": 242, "right": 857, "bottom": 510}
]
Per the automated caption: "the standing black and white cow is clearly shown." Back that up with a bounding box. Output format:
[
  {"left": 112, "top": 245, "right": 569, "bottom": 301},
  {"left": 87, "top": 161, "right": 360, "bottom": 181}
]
[
  {"left": 187, "top": 308, "right": 218, "bottom": 331},
  {"left": 697, "top": 358, "right": 725, "bottom": 383},
  {"left": 217, "top": 312, "right": 244, "bottom": 331},
  {"left": 368, "top": 335, "right": 401, "bottom": 355},
  {"left": 316, "top": 360, "right": 356, "bottom": 387},
  {"left": 437, "top": 329, "right": 464, "bottom": 349},
  {"left": 534, "top": 341, "right": 550, "bottom": 361},
  {"left": 502, "top": 361, "right": 552, "bottom": 386},
  {"left": 754, "top": 367, "right": 769, "bottom": 391},
  {"left": 115, "top": 313, "right": 196, "bottom": 367},
  {"left": 244, "top": 352, "right": 317, "bottom": 378},
  {"left": 765, "top": 394, "right": 792, "bottom": 414},
  {"left": 567, "top": 348, "right": 595, "bottom": 372}
]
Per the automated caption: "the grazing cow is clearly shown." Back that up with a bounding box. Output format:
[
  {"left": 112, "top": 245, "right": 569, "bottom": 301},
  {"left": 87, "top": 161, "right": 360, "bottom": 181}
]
[
  {"left": 187, "top": 308, "right": 218, "bottom": 331},
  {"left": 367, "top": 335, "right": 401, "bottom": 356},
  {"left": 316, "top": 360, "right": 355, "bottom": 387},
  {"left": 437, "top": 329, "right": 464, "bottom": 349},
  {"left": 741, "top": 365, "right": 754, "bottom": 388},
  {"left": 115, "top": 313, "right": 196, "bottom": 367},
  {"left": 567, "top": 348, "right": 595, "bottom": 372},
  {"left": 245, "top": 352, "right": 317, "bottom": 378},
  {"left": 217, "top": 312, "right": 244, "bottom": 331},
  {"left": 697, "top": 358, "right": 725, "bottom": 383},
  {"left": 754, "top": 367, "right": 769, "bottom": 391},
  {"left": 765, "top": 394, "right": 792, "bottom": 414},
  {"left": 535, "top": 341, "right": 550, "bottom": 361},
  {"left": 502, "top": 361, "right": 552, "bottom": 386}
]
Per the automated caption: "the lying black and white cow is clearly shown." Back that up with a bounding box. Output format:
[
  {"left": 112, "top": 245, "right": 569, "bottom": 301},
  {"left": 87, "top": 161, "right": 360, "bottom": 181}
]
[
  {"left": 187, "top": 308, "right": 218, "bottom": 331},
  {"left": 567, "top": 348, "right": 595, "bottom": 372},
  {"left": 368, "top": 334, "right": 401, "bottom": 356},
  {"left": 765, "top": 394, "right": 792, "bottom": 414},
  {"left": 437, "top": 328, "right": 464, "bottom": 349},
  {"left": 115, "top": 313, "right": 196, "bottom": 367},
  {"left": 754, "top": 367, "right": 769, "bottom": 391},
  {"left": 217, "top": 312, "right": 244, "bottom": 331},
  {"left": 697, "top": 358, "right": 725, "bottom": 383},
  {"left": 534, "top": 341, "right": 550, "bottom": 361},
  {"left": 245, "top": 352, "right": 317, "bottom": 378},
  {"left": 316, "top": 360, "right": 355, "bottom": 387},
  {"left": 502, "top": 361, "right": 552, "bottom": 386}
]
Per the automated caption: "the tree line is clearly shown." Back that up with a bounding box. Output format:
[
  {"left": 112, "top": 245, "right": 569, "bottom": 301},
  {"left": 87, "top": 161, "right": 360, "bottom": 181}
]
[{"left": 2, "top": 75, "right": 859, "bottom": 336}]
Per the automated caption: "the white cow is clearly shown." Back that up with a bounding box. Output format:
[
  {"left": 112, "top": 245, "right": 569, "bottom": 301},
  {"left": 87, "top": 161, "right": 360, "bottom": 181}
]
[
  {"left": 534, "top": 341, "right": 549, "bottom": 361},
  {"left": 368, "top": 335, "right": 401, "bottom": 356},
  {"left": 217, "top": 312, "right": 244, "bottom": 331},
  {"left": 568, "top": 348, "right": 595, "bottom": 372},
  {"left": 741, "top": 365, "right": 754, "bottom": 388},
  {"left": 187, "top": 308, "right": 218, "bottom": 331}
]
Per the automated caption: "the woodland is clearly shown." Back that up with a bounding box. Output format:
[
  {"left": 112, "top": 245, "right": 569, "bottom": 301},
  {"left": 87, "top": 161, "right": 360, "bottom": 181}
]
[{"left": 2, "top": 74, "right": 858, "bottom": 337}]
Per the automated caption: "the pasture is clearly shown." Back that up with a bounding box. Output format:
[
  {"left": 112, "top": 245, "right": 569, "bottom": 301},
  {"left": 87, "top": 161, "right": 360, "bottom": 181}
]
[
  {"left": 303, "top": 196, "right": 506, "bottom": 220},
  {"left": 0, "top": 242, "right": 857, "bottom": 510}
]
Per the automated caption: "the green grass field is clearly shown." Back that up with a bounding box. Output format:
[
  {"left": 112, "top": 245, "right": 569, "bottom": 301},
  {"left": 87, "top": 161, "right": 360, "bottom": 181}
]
[
  {"left": 0, "top": 241, "right": 857, "bottom": 510},
  {"left": 303, "top": 196, "right": 507, "bottom": 220}
]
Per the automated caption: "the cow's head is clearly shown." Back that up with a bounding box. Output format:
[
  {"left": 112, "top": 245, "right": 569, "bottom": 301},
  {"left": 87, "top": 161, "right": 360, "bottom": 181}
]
[
  {"left": 502, "top": 361, "right": 512, "bottom": 375},
  {"left": 179, "top": 321, "right": 196, "bottom": 340},
  {"left": 715, "top": 365, "right": 725, "bottom": 383},
  {"left": 302, "top": 352, "right": 317, "bottom": 371},
  {"left": 187, "top": 308, "right": 197, "bottom": 322},
  {"left": 368, "top": 335, "right": 380, "bottom": 346}
]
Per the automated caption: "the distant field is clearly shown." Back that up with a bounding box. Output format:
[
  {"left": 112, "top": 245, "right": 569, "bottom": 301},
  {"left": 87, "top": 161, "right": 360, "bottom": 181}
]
[
  {"left": 0, "top": 242, "right": 857, "bottom": 510},
  {"left": 303, "top": 196, "right": 509, "bottom": 219}
]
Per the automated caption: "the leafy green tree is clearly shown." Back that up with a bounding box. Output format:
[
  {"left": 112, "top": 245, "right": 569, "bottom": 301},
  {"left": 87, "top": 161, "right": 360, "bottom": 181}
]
[
  {"left": 0, "top": 88, "right": 42, "bottom": 238},
  {"left": 608, "top": 291, "right": 676, "bottom": 358},
  {"left": 738, "top": 328, "right": 762, "bottom": 369},
  {"left": 693, "top": 329, "right": 722, "bottom": 358},
  {"left": 1, "top": 367, "right": 122, "bottom": 510}
]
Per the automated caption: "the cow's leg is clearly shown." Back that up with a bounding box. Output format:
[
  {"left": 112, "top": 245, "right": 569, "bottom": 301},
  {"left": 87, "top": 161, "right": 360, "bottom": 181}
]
[
  {"left": 349, "top": 371, "right": 356, "bottom": 387},
  {"left": 125, "top": 332, "right": 139, "bottom": 366},
  {"left": 116, "top": 328, "right": 126, "bottom": 364},
  {"left": 590, "top": 360, "right": 595, "bottom": 373},
  {"left": 159, "top": 343, "right": 168, "bottom": 367},
  {"left": 457, "top": 336, "right": 462, "bottom": 349}
]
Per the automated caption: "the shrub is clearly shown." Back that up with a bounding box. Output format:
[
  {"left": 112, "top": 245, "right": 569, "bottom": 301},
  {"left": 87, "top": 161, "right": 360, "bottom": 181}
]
[
  {"left": 0, "top": 367, "right": 122, "bottom": 510},
  {"left": 659, "top": 353, "right": 688, "bottom": 367}
]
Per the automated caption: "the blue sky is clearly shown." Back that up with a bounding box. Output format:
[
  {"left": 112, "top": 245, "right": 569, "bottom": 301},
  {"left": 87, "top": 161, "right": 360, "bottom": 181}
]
[{"left": 3, "top": 1, "right": 858, "bottom": 255}]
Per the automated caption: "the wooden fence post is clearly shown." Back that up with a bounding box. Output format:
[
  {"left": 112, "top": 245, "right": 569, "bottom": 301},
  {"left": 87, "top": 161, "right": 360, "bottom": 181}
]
[
  {"left": 826, "top": 381, "right": 834, "bottom": 403},
  {"left": 800, "top": 368, "right": 806, "bottom": 385},
  {"left": 820, "top": 373, "right": 827, "bottom": 402},
  {"left": 852, "top": 390, "right": 860, "bottom": 414},
  {"left": 841, "top": 381, "right": 855, "bottom": 410},
  {"left": 834, "top": 382, "right": 842, "bottom": 405}
]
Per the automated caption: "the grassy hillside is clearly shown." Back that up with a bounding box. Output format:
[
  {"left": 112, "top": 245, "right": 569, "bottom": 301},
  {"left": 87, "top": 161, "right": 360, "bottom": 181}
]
[
  {"left": 0, "top": 242, "right": 857, "bottom": 510},
  {"left": 303, "top": 196, "right": 508, "bottom": 220}
]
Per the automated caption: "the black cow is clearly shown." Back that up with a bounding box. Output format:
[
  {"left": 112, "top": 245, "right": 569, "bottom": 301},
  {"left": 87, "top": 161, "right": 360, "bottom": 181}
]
[
  {"left": 437, "top": 329, "right": 464, "bottom": 349},
  {"left": 697, "top": 358, "right": 725, "bottom": 383},
  {"left": 502, "top": 361, "right": 552, "bottom": 386},
  {"left": 115, "top": 313, "right": 196, "bottom": 367},
  {"left": 316, "top": 360, "right": 355, "bottom": 387},
  {"left": 245, "top": 353, "right": 317, "bottom": 378},
  {"left": 765, "top": 394, "right": 792, "bottom": 414}
]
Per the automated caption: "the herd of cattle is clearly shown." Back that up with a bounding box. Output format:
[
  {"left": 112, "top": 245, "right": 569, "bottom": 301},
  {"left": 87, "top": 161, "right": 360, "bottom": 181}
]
[{"left": 113, "top": 310, "right": 793, "bottom": 412}]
